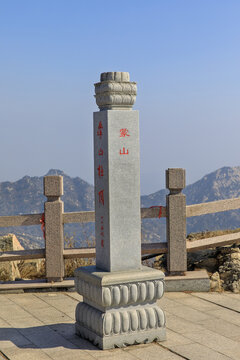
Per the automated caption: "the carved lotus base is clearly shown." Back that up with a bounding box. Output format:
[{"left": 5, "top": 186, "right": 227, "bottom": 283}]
[
  {"left": 76, "top": 320, "right": 166, "bottom": 350},
  {"left": 74, "top": 266, "right": 166, "bottom": 349}
]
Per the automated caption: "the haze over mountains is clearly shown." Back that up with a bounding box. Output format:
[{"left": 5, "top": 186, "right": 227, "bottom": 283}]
[{"left": 1, "top": 167, "right": 240, "bottom": 248}]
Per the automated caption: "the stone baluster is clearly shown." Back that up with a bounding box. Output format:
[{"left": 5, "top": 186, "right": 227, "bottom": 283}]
[
  {"left": 166, "top": 168, "right": 187, "bottom": 274},
  {"left": 44, "top": 175, "right": 64, "bottom": 282}
]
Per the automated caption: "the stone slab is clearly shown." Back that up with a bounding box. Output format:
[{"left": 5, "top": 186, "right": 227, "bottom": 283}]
[
  {"left": 75, "top": 265, "right": 164, "bottom": 286},
  {"left": 182, "top": 329, "right": 240, "bottom": 359},
  {"left": 168, "top": 343, "right": 233, "bottom": 360},
  {"left": 127, "top": 343, "right": 185, "bottom": 360},
  {"left": 0, "top": 271, "right": 210, "bottom": 293},
  {"left": 165, "top": 270, "right": 210, "bottom": 292},
  {"left": 193, "top": 292, "right": 240, "bottom": 311}
]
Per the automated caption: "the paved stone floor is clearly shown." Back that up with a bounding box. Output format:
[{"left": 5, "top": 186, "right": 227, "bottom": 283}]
[{"left": 0, "top": 291, "right": 239, "bottom": 360}]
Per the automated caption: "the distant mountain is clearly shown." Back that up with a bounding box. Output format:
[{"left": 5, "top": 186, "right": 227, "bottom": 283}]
[{"left": 1, "top": 166, "right": 240, "bottom": 248}]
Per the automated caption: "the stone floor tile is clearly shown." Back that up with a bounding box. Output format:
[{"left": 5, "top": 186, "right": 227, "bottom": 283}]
[
  {"left": 43, "top": 347, "right": 96, "bottom": 360},
  {"left": 32, "top": 297, "right": 76, "bottom": 319},
  {"left": 0, "top": 304, "right": 32, "bottom": 320},
  {"left": 126, "top": 343, "right": 184, "bottom": 359},
  {"left": 164, "top": 310, "right": 172, "bottom": 317},
  {"left": 172, "top": 294, "right": 221, "bottom": 312},
  {"left": 48, "top": 322, "right": 75, "bottom": 339},
  {"left": 41, "top": 315, "right": 73, "bottom": 325},
  {"left": 65, "top": 292, "right": 83, "bottom": 302},
  {"left": 165, "top": 303, "right": 211, "bottom": 322},
  {"left": 0, "top": 317, "right": 12, "bottom": 328},
  {"left": 0, "top": 340, "right": 18, "bottom": 350},
  {"left": 3, "top": 347, "right": 52, "bottom": 360},
  {"left": 91, "top": 350, "right": 139, "bottom": 360},
  {"left": 28, "top": 307, "right": 72, "bottom": 323},
  {"left": 0, "top": 328, "right": 33, "bottom": 348},
  {"left": 183, "top": 329, "right": 240, "bottom": 359},
  {"left": 160, "top": 329, "right": 194, "bottom": 346},
  {"left": 193, "top": 293, "right": 240, "bottom": 312},
  {"left": 35, "top": 293, "right": 68, "bottom": 300},
  {"left": 26, "top": 306, "right": 62, "bottom": 318},
  {"left": 87, "top": 347, "right": 125, "bottom": 359},
  {"left": 157, "top": 297, "right": 180, "bottom": 310},
  {"left": 164, "top": 292, "right": 192, "bottom": 299},
  {"left": 7, "top": 316, "right": 44, "bottom": 329},
  {"left": 197, "top": 317, "right": 240, "bottom": 339},
  {"left": 169, "top": 343, "right": 233, "bottom": 360},
  {"left": 64, "top": 311, "right": 75, "bottom": 319},
  {"left": 20, "top": 326, "right": 78, "bottom": 349},
  {"left": 223, "top": 292, "right": 240, "bottom": 300},
  {"left": 6, "top": 294, "right": 49, "bottom": 309},
  {"left": 0, "top": 294, "right": 15, "bottom": 305},
  {"left": 205, "top": 308, "right": 240, "bottom": 327},
  {"left": 166, "top": 314, "right": 205, "bottom": 333},
  {"left": 39, "top": 297, "right": 77, "bottom": 310},
  {"left": 68, "top": 335, "right": 99, "bottom": 350},
  {"left": 231, "top": 335, "right": 240, "bottom": 342}
]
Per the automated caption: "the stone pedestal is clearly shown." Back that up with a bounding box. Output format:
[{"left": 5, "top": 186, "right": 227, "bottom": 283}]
[
  {"left": 75, "top": 72, "right": 166, "bottom": 349},
  {"left": 75, "top": 266, "right": 165, "bottom": 349}
]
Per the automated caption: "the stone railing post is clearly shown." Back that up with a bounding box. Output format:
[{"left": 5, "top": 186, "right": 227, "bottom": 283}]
[
  {"left": 44, "top": 175, "right": 64, "bottom": 282},
  {"left": 166, "top": 168, "right": 187, "bottom": 275}
]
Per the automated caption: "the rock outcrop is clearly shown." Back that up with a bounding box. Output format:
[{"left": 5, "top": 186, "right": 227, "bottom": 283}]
[
  {"left": 0, "top": 234, "right": 23, "bottom": 281},
  {"left": 153, "top": 239, "right": 240, "bottom": 293},
  {"left": 218, "top": 247, "right": 240, "bottom": 293},
  {"left": 0, "top": 234, "right": 45, "bottom": 281}
]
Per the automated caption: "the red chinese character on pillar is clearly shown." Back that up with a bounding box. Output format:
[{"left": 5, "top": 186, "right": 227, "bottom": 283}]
[
  {"left": 98, "top": 189, "right": 104, "bottom": 206},
  {"left": 98, "top": 148, "right": 104, "bottom": 156},
  {"left": 97, "top": 121, "right": 103, "bottom": 139},
  {"left": 101, "top": 239, "right": 104, "bottom": 247},
  {"left": 98, "top": 165, "right": 104, "bottom": 177},
  {"left": 119, "top": 147, "right": 129, "bottom": 155},
  {"left": 120, "top": 128, "right": 130, "bottom": 137}
]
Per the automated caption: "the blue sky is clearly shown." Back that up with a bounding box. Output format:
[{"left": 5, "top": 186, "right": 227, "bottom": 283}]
[{"left": 0, "top": 0, "right": 240, "bottom": 194}]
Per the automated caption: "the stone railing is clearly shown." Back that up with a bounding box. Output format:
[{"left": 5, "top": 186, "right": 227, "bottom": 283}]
[{"left": 0, "top": 170, "right": 240, "bottom": 282}]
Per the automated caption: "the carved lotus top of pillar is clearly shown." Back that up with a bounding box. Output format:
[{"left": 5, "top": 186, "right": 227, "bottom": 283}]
[{"left": 94, "top": 72, "right": 137, "bottom": 110}]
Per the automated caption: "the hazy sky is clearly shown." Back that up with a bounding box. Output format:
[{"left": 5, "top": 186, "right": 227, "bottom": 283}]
[{"left": 1, "top": 0, "right": 240, "bottom": 194}]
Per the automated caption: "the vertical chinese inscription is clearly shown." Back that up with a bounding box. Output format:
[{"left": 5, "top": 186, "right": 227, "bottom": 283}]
[
  {"left": 97, "top": 121, "right": 104, "bottom": 247},
  {"left": 119, "top": 128, "right": 130, "bottom": 155},
  {"left": 94, "top": 118, "right": 107, "bottom": 256}
]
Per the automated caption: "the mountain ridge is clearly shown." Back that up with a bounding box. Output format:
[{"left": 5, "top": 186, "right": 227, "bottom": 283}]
[{"left": 1, "top": 166, "right": 240, "bottom": 248}]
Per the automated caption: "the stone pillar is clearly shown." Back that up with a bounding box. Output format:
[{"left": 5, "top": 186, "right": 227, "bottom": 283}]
[
  {"left": 166, "top": 168, "right": 187, "bottom": 275},
  {"left": 44, "top": 175, "right": 64, "bottom": 282},
  {"left": 75, "top": 72, "right": 166, "bottom": 349},
  {"left": 94, "top": 72, "right": 141, "bottom": 271}
]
